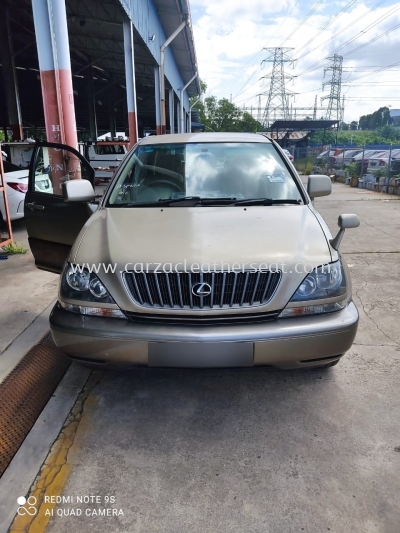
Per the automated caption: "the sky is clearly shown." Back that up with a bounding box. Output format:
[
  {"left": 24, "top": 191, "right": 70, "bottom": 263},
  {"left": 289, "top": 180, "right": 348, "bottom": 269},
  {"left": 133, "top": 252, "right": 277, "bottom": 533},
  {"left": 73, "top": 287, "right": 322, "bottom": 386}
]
[{"left": 189, "top": 0, "right": 400, "bottom": 124}]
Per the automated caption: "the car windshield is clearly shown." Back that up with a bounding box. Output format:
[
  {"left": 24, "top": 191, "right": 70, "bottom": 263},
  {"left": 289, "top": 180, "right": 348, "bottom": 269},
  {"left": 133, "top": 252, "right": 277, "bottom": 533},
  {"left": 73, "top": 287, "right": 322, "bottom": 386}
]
[{"left": 107, "top": 142, "right": 302, "bottom": 206}]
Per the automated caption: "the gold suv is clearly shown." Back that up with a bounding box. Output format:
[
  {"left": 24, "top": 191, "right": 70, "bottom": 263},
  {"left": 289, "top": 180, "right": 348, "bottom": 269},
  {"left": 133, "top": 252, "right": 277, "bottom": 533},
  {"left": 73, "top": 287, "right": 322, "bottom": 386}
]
[{"left": 25, "top": 133, "right": 359, "bottom": 369}]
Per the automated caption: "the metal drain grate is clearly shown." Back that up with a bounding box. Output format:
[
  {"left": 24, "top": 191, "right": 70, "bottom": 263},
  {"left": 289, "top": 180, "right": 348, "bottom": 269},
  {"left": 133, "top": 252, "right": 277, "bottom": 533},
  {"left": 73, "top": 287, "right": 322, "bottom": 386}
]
[{"left": 0, "top": 334, "right": 70, "bottom": 477}]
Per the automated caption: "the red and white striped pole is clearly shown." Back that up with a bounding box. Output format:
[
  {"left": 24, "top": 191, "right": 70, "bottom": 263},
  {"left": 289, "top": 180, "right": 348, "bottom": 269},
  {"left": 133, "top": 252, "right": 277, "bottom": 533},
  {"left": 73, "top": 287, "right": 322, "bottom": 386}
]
[
  {"left": 49, "top": 0, "right": 78, "bottom": 150},
  {"left": 32, "top": 0, "right": 79, "bottom": 189},
  {"left": 123, "top": 20, "right": 138, "bottom": 149}
]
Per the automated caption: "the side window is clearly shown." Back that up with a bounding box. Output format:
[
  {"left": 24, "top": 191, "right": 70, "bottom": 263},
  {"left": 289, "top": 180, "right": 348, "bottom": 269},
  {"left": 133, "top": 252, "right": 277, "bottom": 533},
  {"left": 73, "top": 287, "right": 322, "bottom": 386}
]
[{"left": 33, "top": 146, "right": 93, "bottom": 196}]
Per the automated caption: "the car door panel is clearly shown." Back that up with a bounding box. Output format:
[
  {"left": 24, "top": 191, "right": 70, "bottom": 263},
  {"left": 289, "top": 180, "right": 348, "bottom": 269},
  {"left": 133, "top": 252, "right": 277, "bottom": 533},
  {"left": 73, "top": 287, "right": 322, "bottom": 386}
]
[{"left": 24, "top": 141, "right": 95, "bottom": 273}]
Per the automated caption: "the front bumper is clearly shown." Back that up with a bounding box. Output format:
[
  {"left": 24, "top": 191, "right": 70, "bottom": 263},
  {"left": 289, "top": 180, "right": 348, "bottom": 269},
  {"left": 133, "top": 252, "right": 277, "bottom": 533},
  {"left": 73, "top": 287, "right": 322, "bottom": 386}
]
[{"left": 50, "top": 301, "right": 359, "bottom": 369}]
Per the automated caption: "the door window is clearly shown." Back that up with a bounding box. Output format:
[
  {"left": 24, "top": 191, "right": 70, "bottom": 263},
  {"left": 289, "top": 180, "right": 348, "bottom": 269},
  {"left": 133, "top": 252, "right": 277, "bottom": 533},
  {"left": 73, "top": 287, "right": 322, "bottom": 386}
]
[{"left": 33, "top": 146, "right": 93, "bottom": 196}]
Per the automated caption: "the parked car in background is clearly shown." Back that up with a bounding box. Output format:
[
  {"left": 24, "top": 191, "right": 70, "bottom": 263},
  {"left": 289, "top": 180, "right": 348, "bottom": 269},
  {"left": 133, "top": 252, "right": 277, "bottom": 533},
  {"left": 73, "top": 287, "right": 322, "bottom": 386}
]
[
  {"left": 79, "top": 141, "right": 129, "bottom": 180},
  {"left": 389, "top": 153, "right": 400, "bottom": 175},
  {"left": 367, "top": 149, "right": 400, "bottom": 173},
  {"left": 0, "top": 160, "right": 52, "bottom": 223},
  {"left": 352, "top": 150, "right": 387, "bottom": 174},
  {"left": 367, "top": 151, "right": 390, "bottom": 173},
  {"left": 328, "top": 149, "right": 362, "bottom": 168},
  {"left": 342, "top": 149, "right": 363, "bottom": 167},
  {"left": 283, "top": 149, "right": 294, "bottom": 161},
  {"left": 316, "top": 150, "right": 332, "bottom": 162}
]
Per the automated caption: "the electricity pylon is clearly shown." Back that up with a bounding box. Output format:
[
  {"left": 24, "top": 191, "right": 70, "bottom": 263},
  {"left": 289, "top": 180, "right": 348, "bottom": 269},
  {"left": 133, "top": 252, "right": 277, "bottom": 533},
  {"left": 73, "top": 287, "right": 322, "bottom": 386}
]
[
  {"left": 259, "top": 48, "right": 295, "bottom": 127},
  {"left": 321, "top": 54, "right": 343, "bottom": 122}
]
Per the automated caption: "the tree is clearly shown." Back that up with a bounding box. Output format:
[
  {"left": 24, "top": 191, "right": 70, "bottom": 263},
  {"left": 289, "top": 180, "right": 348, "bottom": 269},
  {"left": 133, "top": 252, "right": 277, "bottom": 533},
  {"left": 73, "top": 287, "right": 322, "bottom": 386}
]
[
  {"left": 359, "top": 106, "right": 390, "bottom": 130},
  {"left": 341, "top": 122, "right": 349, "bottom": 131},
  {"left": 309, "top": 130, "right": 336, "bottom": 145},
  {"left": 238, "top": 112, "right": 263, "bottom": 133},
  {"left": 350, "top": 121, "right": 358, "bottom": 131},
  {"left": 190, "top": 80, "right": 264, "bottom": 133}
]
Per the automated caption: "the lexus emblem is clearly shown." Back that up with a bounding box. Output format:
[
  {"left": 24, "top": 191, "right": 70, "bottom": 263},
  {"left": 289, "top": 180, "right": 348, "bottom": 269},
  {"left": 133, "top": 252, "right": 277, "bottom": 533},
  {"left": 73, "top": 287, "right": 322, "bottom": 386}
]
[{"left": 192, "top": 282, "right": 212, "bottom": 297}]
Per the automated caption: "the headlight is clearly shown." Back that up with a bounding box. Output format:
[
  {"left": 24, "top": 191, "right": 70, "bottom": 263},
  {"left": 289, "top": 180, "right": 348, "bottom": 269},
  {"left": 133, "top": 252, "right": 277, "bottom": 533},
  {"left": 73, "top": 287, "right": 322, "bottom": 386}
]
[
  {"left": 62, "top": 264, "right": 114, "bottom": 304},
  {"left": 279, "top": 260, "right": 349, "bottom": 318},
  {"left": 60, "top": 264, "right": 126, "bottom": 319},
  {"left": 66, "top": 269, "right": 90, "bottom": 291},
  {"left": 291, "top": 261, "right": 346, "bottom": 301}
]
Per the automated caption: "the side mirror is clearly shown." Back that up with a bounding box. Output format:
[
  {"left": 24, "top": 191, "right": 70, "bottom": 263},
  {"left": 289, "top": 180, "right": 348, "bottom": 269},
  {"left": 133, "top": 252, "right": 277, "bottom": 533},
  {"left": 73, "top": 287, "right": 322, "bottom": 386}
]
[
  {"left": 307, "top": 175, "right": 332, "bottom": 199},
  {"left": 63, "top": 180, "right": 95, "bottom": 203},
  {"left": 330, "top": 214, "right": 360, "bottom": 251}
]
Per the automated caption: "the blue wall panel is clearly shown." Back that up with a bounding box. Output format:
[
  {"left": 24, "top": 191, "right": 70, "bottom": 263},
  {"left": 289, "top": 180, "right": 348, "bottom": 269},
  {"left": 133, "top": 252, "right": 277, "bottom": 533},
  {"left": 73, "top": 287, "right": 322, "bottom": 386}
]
[{"left": 119, "top": 0, "right": 190, "bottom": 110}]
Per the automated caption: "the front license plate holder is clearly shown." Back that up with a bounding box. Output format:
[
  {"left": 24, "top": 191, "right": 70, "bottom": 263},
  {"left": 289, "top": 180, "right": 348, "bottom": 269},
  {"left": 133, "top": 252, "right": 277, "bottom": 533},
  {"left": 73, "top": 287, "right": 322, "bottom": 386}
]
[{"left": 148, "top": 342, "right": 254, "bottom": 368}]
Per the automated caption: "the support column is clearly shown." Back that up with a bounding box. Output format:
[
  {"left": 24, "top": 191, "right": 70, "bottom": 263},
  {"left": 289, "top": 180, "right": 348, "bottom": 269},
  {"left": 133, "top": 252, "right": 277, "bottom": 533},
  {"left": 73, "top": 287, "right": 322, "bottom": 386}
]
[
  {"left": 109, "top": 75, "right": 116, "bottom": 138},
  {"left": 0, "top": 5, "right": 23, "bottom": 140},
  {"left": 123, "top": 20, "right": 138, "bottom": 148},
  {"left": 50, "top": 0, "right": 78, "bottom": 149},
  {"left": 87, "top": 65, "right": 97, "bottom": 140},
  {"left": 180, "top": 72, "right": 197, "bottom": 134},
  {"left": 154, "top": 67, "right": 161, "bottom": 135},
  {"left": 32, "top": 0, "right": 78, "bottom": 149},
  {"left": 169, "top": 89, "right": 175, "bottom": 134},
  {"left": 176, "top": 101, "right": 181, "bottom": 134}
]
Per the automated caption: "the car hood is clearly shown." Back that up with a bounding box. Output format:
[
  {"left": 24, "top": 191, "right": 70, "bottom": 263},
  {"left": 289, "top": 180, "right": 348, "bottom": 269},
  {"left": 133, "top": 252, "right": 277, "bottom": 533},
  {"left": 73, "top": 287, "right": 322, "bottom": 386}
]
[
  {"left": 70, "top": 205, "right": 332, "bottom": 313},
  {"left": 73, "top": 205, "right": 331, "bottom": 269}
]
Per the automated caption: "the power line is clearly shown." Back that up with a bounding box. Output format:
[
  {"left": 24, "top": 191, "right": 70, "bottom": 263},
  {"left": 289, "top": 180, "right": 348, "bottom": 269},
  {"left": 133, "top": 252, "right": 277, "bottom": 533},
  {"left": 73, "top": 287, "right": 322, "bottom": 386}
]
[
  {"left": 230, "top": 0, "right": 302, "bottom": 101},
  {"left": 295, "top": 0, "right": 358, "bottom": 55},
  {"left": 279, "top": 0, "right": 325, "bottom": 47},
  {"left": 295, "top": 0, "right": 388, "bottom": 64},
  {"left": 266, "top": 0, "right": 302, "bottom": 48},
  {"left": 344, "top": 60, "right": 400, "bottom": 82},
  {"left": 341, "top": 21, "right": 400, "bottom": 58},
  {"left": 295, "top": 0, "right": 396, "bottom": 77}
]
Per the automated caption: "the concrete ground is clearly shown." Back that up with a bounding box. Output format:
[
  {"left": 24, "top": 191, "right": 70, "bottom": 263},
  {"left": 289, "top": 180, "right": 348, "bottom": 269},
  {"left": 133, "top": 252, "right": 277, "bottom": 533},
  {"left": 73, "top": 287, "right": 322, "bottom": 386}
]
[
  {"left": 0, "top": 180, "right": 107, "bottom": 355},
  {"left": 5, "top": 183, "right": 400, "bottom": 532},
  {"left": 0, "top": 220, "right": 58, "bottom": 355}
]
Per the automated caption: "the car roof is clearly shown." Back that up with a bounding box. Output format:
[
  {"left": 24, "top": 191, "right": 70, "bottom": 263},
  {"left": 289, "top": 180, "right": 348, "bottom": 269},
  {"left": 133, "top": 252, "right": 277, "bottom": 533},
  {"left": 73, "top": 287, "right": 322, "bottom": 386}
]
[{"left": 138, "top": 132, "right": 271, "bottom": 145}]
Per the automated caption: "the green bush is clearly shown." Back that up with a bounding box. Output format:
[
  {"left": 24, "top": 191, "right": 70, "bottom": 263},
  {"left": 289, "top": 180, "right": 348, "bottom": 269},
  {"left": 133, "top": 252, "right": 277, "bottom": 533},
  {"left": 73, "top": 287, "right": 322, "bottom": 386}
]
[
  {"left": 304, "top": 163, "right": 314, "bottom": 176},
  {"left": 1, "top": 241, "right": 28, "bottom": 254},
  {"left": 346, "top": 162, "right": 360, "bottom": 178}
]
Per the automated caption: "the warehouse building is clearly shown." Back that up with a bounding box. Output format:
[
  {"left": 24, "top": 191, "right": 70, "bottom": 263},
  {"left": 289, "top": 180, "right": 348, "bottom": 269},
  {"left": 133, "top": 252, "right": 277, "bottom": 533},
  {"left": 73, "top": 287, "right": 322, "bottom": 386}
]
[{"left": 0, "top": 0, "right": 200, "bottom": 149}]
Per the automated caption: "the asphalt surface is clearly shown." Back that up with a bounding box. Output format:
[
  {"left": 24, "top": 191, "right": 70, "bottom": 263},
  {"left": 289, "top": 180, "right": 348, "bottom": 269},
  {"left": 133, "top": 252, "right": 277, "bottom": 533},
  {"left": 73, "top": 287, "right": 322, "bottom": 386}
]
[{"left": 9, "top": 183, "right": 400, "bottom": 532}]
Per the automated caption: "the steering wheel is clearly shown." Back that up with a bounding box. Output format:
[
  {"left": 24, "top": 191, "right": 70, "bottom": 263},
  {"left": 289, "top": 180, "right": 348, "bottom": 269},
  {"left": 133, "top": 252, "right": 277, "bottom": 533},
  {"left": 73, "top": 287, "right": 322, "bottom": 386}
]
[{"left": 150, "top": 179, "right": 182, "bottom": 192}]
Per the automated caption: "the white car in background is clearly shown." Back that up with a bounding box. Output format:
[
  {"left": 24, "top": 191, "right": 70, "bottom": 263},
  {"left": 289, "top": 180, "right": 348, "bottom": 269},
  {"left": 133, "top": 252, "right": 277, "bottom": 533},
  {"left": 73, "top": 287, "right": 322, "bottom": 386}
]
[
  {"left": 0, "top": 161, "right": 52, "bottom": 223},
  {"left": 367, "top": 149, "right": 400, "bottom": 173},
  {"left": 282, "top": 149, "right": 294, "bottom": 161},
  {"left": 315, "top": 150, "right": 333, "bottom": 162}
]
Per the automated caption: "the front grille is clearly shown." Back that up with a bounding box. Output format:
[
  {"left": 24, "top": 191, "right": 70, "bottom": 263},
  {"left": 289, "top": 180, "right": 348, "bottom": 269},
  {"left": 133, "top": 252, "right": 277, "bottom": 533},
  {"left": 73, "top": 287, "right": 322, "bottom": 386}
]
[{"left": 123, "top": 271, "right": 281, "bottom": 310}]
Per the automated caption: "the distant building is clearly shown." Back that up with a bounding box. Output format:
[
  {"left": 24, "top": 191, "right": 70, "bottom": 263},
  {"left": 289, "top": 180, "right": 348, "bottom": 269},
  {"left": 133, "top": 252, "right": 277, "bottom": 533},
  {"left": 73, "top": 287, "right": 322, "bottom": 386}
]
[{"left": 390, "top": 109, "right": 400, "bottom": 127}]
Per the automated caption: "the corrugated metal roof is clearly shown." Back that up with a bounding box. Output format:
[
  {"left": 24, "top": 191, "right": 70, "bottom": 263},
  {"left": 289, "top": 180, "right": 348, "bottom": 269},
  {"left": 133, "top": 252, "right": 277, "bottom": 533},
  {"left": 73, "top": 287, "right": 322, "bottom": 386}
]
[
  {"left": 264, "top": 131, "right": 310, "bottom": 140},
  {"left": 152, "top": 0, "right": 200, "bottom": 96}
]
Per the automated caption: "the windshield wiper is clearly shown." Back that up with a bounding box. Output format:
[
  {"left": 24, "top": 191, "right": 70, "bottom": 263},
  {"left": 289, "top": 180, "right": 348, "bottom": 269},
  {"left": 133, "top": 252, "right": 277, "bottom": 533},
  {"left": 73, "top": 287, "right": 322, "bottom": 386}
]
[
  {"left": 115, "top": 197, "right": 237, "bottom": 208},
  {"left": 113, "top": 197, "right": 301, "bottom": 208},
  {"left": 233, "top": 198, "right": 302, "bottom": 206},
  {"left": 115, "top": 197, "right": 201, "bottom": 207}
]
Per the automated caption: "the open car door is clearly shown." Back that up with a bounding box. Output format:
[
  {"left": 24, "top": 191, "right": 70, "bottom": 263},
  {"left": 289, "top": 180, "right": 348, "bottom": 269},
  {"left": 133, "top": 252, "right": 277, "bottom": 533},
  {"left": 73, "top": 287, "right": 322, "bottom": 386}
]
[{"left": 25, "top": 141, "right": 95, "bottom": 273}]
